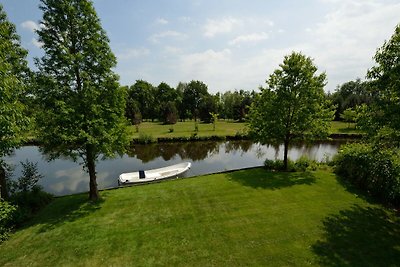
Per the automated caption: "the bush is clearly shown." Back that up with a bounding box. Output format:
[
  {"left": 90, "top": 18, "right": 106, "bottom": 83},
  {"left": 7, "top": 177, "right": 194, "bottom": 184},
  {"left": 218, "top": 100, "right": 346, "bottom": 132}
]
[
  {"left": 7, "top": 161, "right": 53, "bottom": 225},
  {"left": 264, "top": 157, "right": 319, "bottom": 172},
  {"left": 0, "top": 200, "right": 17, "bottom": 243},
  {"left": 264, "top": 159, "right": 295, "bottom": 172},
  {"left": 295, "top": 156, "right": 318, "bottom": 172},
  {"left": 138, "top": 133, "right": 155, "bottom": 144},
  {"left": 333, "top": 143, "right": 400, "bottom": 206}
]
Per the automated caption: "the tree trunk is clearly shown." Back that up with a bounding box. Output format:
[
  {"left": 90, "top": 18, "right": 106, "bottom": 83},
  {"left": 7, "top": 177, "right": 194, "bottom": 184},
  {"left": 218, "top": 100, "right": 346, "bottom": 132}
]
[
  {"left": 86, "top": 145, "right": 99, "bottom": 201},
  {"left": 283, "top": 137, "right": 290, "bottom": 171},
  {"left": 0, "top": 165, "right": 9, "bottom": 200}
]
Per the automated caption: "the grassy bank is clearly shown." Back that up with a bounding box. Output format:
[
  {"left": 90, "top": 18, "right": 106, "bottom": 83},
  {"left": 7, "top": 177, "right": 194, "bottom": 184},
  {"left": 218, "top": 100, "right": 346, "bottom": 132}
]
[
  {"left": 129, "top": 120, "right": 362, "bottom": 142},
  {"left": 129, "top": 120, "right": 246, "bottom": 139},
  {"left": 1, "top": 168, "right": 398, "bottom": 266}
]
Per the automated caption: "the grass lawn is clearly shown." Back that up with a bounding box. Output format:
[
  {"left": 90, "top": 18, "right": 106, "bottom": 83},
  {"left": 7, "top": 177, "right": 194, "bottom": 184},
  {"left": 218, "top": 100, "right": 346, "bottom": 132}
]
[
  {"left": 330, "top": 121, "right": 362, "bottom": 134},
  {"left": 1, "top": 168, "right": 399, "bottom": 266},
  {"left": 129, "top": 120, "right": 246, "bottom": 139},
  {"left": 129, "top": 120, "right": 363, "bottom": 140}
]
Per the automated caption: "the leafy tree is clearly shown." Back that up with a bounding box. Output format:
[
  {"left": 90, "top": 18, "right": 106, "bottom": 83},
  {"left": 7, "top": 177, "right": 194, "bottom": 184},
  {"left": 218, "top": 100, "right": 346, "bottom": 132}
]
[
  {"left": 176, "top": 82, "right": 187, "bottom": 121},
  {"left": 160, "top": 101, "right": 178, "bottom": 125},
  {"left": 210, "top": 112, "right": 219, "bottom": 131},
  {"left": 128, "top": 80, "right": 156, "bottom": 121},
  {"left": 340, "top": 108, "right": 357, "bottom": 128},
  {"left": 35, "top": 0, "right": 129, "bottom": 201},
  {"left": 330, "top": 79, "right": 372, "bottom": 120},
  {"left": 361, "top": 23, "right": 400, "bottom": 147},
  {"left": 248, "top": 52, "right": 333, "bottom": 170},
  {"left": 0, "top": 4, "right": 30, "bottom": 199},
  {"left": 183, "top": 80, "right": 209, "bottom": 122},
  {"left": 198, "top": 94, "right": 217, "bottom": 122}
]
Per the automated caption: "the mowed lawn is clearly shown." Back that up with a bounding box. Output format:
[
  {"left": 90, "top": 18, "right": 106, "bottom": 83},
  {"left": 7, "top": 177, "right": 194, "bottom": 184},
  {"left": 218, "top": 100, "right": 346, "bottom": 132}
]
[
  {"left": 1, "top": 168, "right": 399, "bottom": 266},
  {"left": 129, "top": 120, "right": 246, "bottom": 139},
  {"left": 129, "top": 120, "right": 361, "bottom": 140}
]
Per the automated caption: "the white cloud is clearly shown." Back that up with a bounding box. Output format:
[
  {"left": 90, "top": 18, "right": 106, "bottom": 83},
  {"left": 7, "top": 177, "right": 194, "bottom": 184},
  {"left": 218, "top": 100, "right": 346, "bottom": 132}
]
[
  {"left": 229, "top": 32, "right": 269, "bottom": 46},
  {"left": 203, "top": 17, "right": 242, "bottom": 38},
  {"left": 164, "top": 46, "right": 182, "bottom": 54},
  {"left": 116, "top": 47, "right": 150, "bottom": 60},
  {"left": 21, "top": 20, "right": 39, "bottom": 32},
  {"left": 155, "top": 18, "right": 168, "bottom": 25},
  {"left": 303, "top": 0, "right": 400, "bottom": 89},
  {"left": 32, "top": 38, "right": 43, "bottom": 48},
  {"left": 149, "top": 30, "right": 187, "bottom": 43}
]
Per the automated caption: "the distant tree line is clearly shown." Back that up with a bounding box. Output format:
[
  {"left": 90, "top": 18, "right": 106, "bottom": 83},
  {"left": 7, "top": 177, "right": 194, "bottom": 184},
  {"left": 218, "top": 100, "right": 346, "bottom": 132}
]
[{"left": 124, "top": 80, "right": 257, "bottom": 125}]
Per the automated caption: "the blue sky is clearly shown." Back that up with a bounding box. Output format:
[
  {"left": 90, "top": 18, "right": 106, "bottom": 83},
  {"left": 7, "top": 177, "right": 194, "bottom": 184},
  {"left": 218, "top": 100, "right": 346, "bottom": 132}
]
[{"left": 2, "top": 0, "right": 400, "bottom": 93}]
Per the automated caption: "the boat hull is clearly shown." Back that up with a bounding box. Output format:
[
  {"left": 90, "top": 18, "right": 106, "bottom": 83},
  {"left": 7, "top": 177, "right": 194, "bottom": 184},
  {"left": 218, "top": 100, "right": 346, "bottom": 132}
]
[{"left": 118, "top": 162, "right": 191, "bottom": 185}]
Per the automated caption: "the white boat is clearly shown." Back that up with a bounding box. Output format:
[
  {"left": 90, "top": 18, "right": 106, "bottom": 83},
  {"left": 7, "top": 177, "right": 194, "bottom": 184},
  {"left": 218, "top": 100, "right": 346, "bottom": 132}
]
[{"left": 118, "top": 162, "right": 191, "bottom": 185}]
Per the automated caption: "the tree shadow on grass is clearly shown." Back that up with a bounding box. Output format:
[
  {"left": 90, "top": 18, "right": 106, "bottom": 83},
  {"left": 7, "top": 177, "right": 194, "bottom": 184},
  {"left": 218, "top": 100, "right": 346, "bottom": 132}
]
[
  {"left": 312, "top": 205, "right": 400, "bottom": 267},
  {"left": 23, "top": 193, "right": 104, "bottom": 233},
  {"left": 227, "top": 169, "right": 316, "bottom": 190}
]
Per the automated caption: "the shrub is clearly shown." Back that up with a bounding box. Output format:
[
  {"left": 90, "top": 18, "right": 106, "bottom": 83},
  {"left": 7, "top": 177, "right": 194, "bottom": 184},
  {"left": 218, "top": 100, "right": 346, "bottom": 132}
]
[
  {"left": 0, "top": 200, "right": 17, "bottom": 243},
  {"left": 295, "top": 156, "right": 318, "bottom": 172},
  {"left": 333, "top": 143, "right": 400, "bottom": 206},
  {"left": 7, "top": 161, "right": 53, "bottom": 225},
  {"left": 264, "top": 159, "right": 295, "bottom": 172},
  {"left": 138, "top": 133, "right": 155, "bottom": 144}
]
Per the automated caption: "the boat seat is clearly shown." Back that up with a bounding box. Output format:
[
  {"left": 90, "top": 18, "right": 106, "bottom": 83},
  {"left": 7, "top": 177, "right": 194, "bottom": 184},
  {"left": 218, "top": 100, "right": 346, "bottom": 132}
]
[{"left": 139, "top": 170, "right": 145, "bottom": 179}]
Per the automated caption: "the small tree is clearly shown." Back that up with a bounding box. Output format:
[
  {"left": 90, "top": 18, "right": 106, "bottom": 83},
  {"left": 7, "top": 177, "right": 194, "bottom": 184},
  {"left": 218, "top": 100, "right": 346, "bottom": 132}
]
[
  {"left": 210, "top": 112, "right": 219, "bottom": 131},
  {"left": 340, "top": 108, "right": 357, "bottom": 128},
  {"left": 248, "top": 52, "right": 333, "bottom": 170}
]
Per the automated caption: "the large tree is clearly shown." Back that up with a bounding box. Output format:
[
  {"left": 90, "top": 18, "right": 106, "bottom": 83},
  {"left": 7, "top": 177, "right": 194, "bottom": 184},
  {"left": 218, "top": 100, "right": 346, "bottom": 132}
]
[
  {"left": 0, "top": 5, "right": 30, "bottom": 199},
  {"left": 362, "top": 23, "right": 400, "bottom": 146},
  {"left": 248, "top": 52, "right": 333, "bottom": 169},
  {"left": 35, "top": 0, "right": 129, "bottom": 200}
]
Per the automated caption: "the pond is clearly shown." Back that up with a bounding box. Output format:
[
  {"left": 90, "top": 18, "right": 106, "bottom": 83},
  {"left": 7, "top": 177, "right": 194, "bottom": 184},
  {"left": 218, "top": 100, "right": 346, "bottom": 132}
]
[{"left": 5, "top": 140, "right": 346, "bottom": 196}]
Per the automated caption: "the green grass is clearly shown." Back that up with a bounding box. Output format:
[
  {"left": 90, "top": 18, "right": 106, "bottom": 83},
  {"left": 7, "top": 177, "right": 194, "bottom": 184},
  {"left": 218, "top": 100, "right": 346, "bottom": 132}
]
[
  {"left": 129, "top": 120, "right": 246, "bottom": 139},
  {"left": 330, "top": 121, "right": 362, "bottom": 134},
  {"left": 129, "top": 120, "right": 363, "bottom": 141},
  {"left": 1, "top": 168, "right": 399, "bottom": 266}
]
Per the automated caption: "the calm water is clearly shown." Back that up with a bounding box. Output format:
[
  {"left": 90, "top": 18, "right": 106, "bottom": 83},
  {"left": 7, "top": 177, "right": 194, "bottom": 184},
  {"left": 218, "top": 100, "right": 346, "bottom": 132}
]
[{"left": 5, "top": 140, "right": 345, "bottom": 196}]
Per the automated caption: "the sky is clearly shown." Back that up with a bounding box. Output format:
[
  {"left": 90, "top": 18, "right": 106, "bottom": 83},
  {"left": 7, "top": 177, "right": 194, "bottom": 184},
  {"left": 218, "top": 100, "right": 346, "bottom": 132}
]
[{"left": 2, "top": 0, "right": 400, "bottom": 93}]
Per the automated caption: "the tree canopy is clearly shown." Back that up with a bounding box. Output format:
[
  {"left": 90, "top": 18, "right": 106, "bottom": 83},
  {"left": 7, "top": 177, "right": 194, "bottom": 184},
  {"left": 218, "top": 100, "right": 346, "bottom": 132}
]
[
  {"left": 362, "top": 23, "right": 400, "bottom": 147},
  {"left": 248, "top": 52, "right": 333, "bottom": 169},
  {"left": 35, "top": 0, "right": 129, "bottom": 200},
  {"left": 0, "top": 4, "right": 30, "bottom": 198}
]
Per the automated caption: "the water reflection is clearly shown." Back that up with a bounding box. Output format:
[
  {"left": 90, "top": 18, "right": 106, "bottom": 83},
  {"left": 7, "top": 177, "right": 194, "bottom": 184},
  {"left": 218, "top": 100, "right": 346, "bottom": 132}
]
[{"left": 5, "top": 140, "right": 346, "bottom": 196}]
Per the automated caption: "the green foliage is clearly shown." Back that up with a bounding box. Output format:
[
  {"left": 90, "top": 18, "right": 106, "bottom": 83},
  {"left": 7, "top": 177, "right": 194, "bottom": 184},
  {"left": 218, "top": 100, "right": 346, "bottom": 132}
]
[
  {"left": 0, "top": 4, "right": 30, "bottom": 158},
  {"left": 138, "top": 133, "right": 156, "bottom": 144},
  {"left": 361, "top": 24, "right": 400, "bottom": 147},
  {"left": 7, "top": 161, "right": 53, "bottom": 224},
  {"left": 35, "top": 0, "right": 129, "bottom": 200},
  {"left": 333, "top": 143, "right": 400, "bottom": 206},
  {"left": 340, "top": 108, "right": 357, "bottom": 126},
  {"left": 183, "top": 80, "right": 210, "bottom": 121},
  {"left": 210, "top": 112, "right": 219, "bottom": 131},
  {"left": 248, "top": 52, "right": 334, "bottom": 169},
  {"left": 329, "top": 79, "right": 372, "bottom": 120},
  {"left": 264, "top": 156, "right": 318, "bottom": 172},
  {"left": 8, "top": 161, "right": 43, "bottom": 193},
  {"left": 160, "top": 101, "right": 178, "bottom": 124},
  {"left": 0, "top": 199, "right": 17, "bottom": 243}
]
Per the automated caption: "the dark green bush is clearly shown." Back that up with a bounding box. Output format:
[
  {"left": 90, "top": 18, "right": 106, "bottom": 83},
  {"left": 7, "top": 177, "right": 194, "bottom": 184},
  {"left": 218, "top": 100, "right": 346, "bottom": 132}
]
[
  {"left": 0, "top": 200, "right": 17, "bottom": 243},
  {"left": 333, "top": 143, "right": 400, "bottom": 206},
  {"left": 295, "top": 156, "right": 318, "bottom": 172},
  {"left": 264, "top": 159, "right": 295, "bottom": 172},
  {"left": 264, "top": 156, "right": 318, "bottom": 172},
  {"left": 7, "top": 161, "right": 53, "bottom": 226}
]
